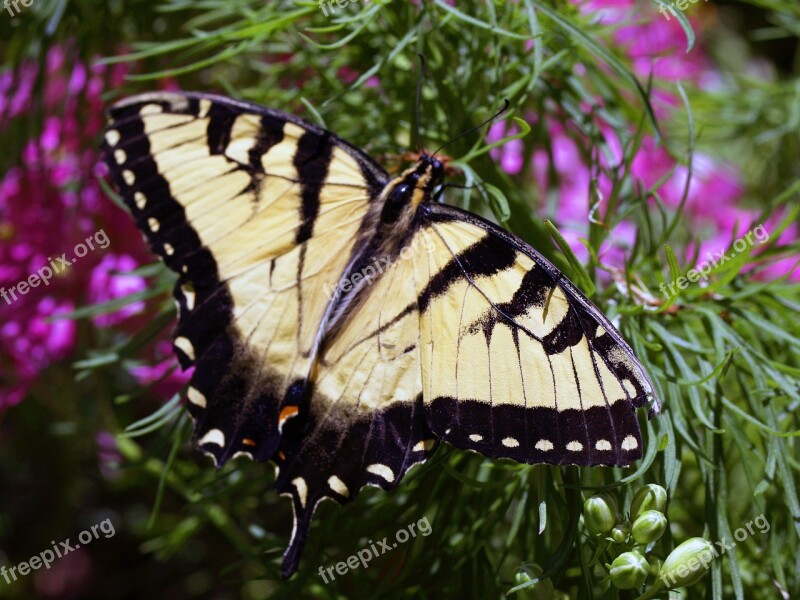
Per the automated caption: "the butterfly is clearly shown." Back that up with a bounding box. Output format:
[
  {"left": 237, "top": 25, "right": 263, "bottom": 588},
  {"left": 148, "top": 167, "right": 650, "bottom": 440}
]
[{"left": 102, "top": 91, "right": 659, "bottom": 578}]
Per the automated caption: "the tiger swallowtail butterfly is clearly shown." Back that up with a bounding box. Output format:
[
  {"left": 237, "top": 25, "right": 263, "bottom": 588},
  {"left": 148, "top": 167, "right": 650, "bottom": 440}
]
[{"left": 102, "top": 91, "right": 659, "bottom": 577}]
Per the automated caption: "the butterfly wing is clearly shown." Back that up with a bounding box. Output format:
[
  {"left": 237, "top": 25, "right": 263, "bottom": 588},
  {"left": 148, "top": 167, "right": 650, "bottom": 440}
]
[
  {"left": 102, "top": 91, "right": 388, "bottom": 466},
  {"left": 273, "top": 232, "right": 436, "bottom": 576},
  {"left": 414, "top": 203, "right": 659, "bottom": 467}
]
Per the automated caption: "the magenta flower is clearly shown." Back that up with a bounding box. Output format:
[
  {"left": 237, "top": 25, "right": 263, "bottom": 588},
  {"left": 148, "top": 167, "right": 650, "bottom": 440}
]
[
  {"left": 485, "top": 0, "right": 760, "bottom": 281},
  {"left": 0, "top": 46, "right": 151, "bottom": 415},
  {"left": 750, "top": 215, "right": 800, "bottom": 282},
  {"left": 488, "top": 122, "right": 525, "bottom": 175},
  {"left": 129, "top": 340, "right": 193, "bottom": 400},
  {"left": 88, "top": 254, "right": 147, "bottom": 327}
]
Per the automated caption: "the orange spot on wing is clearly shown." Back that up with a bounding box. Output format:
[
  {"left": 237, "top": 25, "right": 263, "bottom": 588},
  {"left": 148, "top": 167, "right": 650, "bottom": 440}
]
[
  {"left": 242, "top": 438, "right": 256, "bottom": 447},
  {"left": 278, "top": 451, "right": 286, "bottom": 460},
  {"left": 279, "top": 405, "right": 299, "bottom": 426}
]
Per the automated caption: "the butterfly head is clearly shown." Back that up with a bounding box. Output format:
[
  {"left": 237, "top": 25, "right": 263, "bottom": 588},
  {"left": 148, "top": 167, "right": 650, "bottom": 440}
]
[
  {"left": 380, "top": 154, "right": 446, "bottom": 225},
  {"left": 419, "top": 153, "right": 446, "bottom": 188}
]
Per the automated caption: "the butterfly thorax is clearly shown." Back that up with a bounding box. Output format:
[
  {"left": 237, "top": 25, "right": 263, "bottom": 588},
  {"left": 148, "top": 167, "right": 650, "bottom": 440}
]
[{"left": 379, "top": 155, "right": 444, "bottom": 220}]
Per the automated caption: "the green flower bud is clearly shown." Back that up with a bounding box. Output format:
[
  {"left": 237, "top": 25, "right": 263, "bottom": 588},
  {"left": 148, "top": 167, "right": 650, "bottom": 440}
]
[
  {"left": 583, "top": 492, "right": 619, "bottom": 535},
  {"left": 608, "top": 551, "right": 649, "bottom": 589},
  {"left": 513, "top": 564, "right": 555, "bottom": 600},
  {"left": 611, "top": 522, "right": 630, "bottom": 544},
  {"left": 632, "top": 510, "right": 668, "bottom": 544},
  {"left": 630, "top": 484, "right": 667, "bottom": 519},
  {"left": 660, "top": 537, "right": 716, "bottom": 588}
]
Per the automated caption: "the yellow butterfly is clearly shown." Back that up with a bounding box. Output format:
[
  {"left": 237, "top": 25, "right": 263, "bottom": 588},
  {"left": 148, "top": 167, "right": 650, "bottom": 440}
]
[{"left": 103, "top": 91, "right": 659, "bottom": 577}]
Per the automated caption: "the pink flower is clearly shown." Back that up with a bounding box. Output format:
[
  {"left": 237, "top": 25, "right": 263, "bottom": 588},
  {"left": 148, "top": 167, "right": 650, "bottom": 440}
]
[
  {"left": 96, "top": 431, "right": 123, "bottom": 479},
  {"left": 88, "top": 254, "right": 147, "bottom": 327},
  {"left": 129, "top": 340, "right": 193, "bottom": 400},
  {"left": 486, "top": 0, "right": 754, "bottom": 281},
  {"left": 751, "top": 217, "right": 800, "bottom": 282},
  {"left": 488, "top": 122, "right": 525, "bottom": 175},
  {"left": 557, "top": 228, "right": 591, "bottom": 264},
  {"left": 757, "top": 255, "right": 800, "bottom": 282},
  {"left": 0, "top": 46, "right": 148, "bottom": 414},
  {"left": 599, "top": 220, "right": 638, "bottom": 269}
]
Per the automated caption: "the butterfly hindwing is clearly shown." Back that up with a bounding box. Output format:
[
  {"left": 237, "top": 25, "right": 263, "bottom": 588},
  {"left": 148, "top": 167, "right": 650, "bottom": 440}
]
[
  {"left": 266, "top": 197, "right": 657, "bottom": 575},
  {"left": 273, "top": 232, "right": 438, "bottom": 576},
  {"left": 103, "top": 91, "right": 388, "bottom": 466}
]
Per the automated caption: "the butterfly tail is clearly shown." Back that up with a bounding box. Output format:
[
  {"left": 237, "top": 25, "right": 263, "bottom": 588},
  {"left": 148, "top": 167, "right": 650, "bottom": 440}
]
[{"left": 281, "top": 491, "right": 316, "bottom": 579}]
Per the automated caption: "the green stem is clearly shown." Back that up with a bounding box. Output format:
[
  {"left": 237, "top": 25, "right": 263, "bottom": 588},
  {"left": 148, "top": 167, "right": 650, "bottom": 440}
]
[{"left": 633, "top": 579, "right": 667, "bottom": 600}]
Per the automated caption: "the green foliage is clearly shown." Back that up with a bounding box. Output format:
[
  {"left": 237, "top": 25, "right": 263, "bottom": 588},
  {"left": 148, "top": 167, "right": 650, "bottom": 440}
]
[{"left": 1, "top": 1, "right": 798, "bottom": 598}]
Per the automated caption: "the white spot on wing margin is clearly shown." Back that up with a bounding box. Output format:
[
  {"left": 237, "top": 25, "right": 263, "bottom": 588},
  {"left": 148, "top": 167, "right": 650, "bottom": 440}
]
[
  {"left": 622, "top": 435, "right": 638, "bottom": 451},
  {"left": 595, "top": 439, "right": 612, "bottom": 451},
  {"left": 199, "top": 429, "right": 225, "bottom": 447},
  {"left": 328, "top": 476, "right": 349, "bottom": 497},
  {"left": 366, "top": 464, "right": 395, "bottom": 482}
]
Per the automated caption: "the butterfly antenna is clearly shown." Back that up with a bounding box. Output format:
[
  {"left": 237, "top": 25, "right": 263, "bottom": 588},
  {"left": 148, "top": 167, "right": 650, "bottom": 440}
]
[
  {"left": 413, "top": 54, "right": 426, "bottom": 152},
  {"left": 432, "top": 99, "right": 511, "bottom": 157}
]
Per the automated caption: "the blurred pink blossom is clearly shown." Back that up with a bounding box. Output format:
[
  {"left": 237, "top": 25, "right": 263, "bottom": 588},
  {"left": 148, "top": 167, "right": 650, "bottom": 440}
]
[
  {"left": 129, "top": 340, "right": 193, "bottom": 400},
  {"left": 484, "top": 0, "right": 791, "bottom": 282},
  {"left": 0, "top": 46, "right": 151, "bottom": 414},
  {"left": 88, "top": 254, "right": 147, "bottom": 327},
  {"left": 488, "top": 122, "right": 525, "bottom": 175}
]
